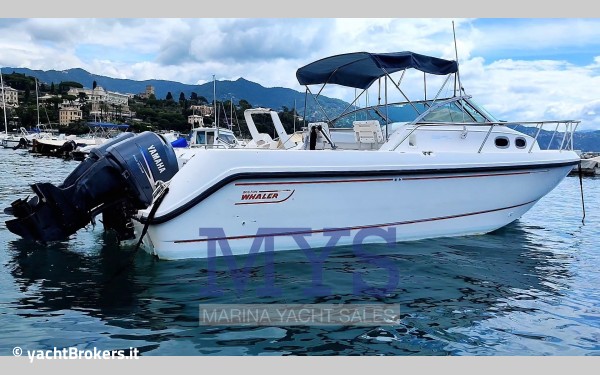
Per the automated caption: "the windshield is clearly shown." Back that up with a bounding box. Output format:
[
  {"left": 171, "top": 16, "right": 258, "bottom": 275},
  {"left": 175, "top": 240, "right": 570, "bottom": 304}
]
[
  {"left": 218, "top": 132, "right": 237, "bottom": 144},
  {"left": 333, "top": 98, "right": 496, "bottom": 126},
  {"left": 466, "top": 98, "right": 499, "bottom": 122}
]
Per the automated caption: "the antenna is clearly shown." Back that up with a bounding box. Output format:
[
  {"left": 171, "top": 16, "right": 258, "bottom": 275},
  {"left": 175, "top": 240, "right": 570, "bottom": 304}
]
[
  {"left": 230, "top": 95, "right": 233, "bottom": 131},
  {"left": 213, "top": 74, "right": 219, "bottom": 139},
  {"left": 452, "top": 21, "right": 463, "bottom": 97}
]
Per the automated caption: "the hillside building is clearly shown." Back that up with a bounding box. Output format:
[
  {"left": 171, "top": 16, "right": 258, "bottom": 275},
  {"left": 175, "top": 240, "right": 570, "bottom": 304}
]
[
  {"left": 0, "top": 86, "right": 19, "bottom": 107},
  {"left": 190, "top": 104, "right": 214, "bottom": 117},
  {"left": 188, "top": 115, "right": 205, "bottom": 127},
  {"left": 67, "top": 86, "right": 133, "bottom": 120},
  {"left": 59, "top": 107, "right": 83, "bottom": 126},
  {"left": 139, "top": 85, "right": 155, "bottom": 99}
]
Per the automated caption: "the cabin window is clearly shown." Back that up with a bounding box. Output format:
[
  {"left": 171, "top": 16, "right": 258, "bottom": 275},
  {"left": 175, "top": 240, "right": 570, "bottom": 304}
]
[
  {"left": 196, "top": 131, "right": 206, "bottom": 145},
  {"left": 494, "top": 136, "right": 510, "bottom": 148},
  {"left": 515, "top": 137, "right": 527, "bottom": 149},
  {"left": 219, "top": 133, "right": 237, "bottom": 145},
  {"left": 207, "top": 133, "right": 215, "bottom": 145}
]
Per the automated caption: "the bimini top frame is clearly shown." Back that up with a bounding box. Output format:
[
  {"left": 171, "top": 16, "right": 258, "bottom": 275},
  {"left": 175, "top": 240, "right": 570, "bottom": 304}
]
[{"left": 296, "top": 51, "right": 460, "bottom": 139}]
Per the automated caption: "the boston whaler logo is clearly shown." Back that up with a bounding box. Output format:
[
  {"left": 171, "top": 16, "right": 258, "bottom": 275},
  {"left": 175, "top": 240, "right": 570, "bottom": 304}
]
[
  {"left": 147, "top": 144, "right": 166, "bottom": 174},
  {"left": 236, "top": 189, "right": 295, "bottom": 205}
]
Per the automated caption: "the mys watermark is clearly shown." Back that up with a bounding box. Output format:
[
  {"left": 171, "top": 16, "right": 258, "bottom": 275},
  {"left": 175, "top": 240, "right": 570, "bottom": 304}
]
[{"left": 198, "top": 227, "right": 400, "bottom": 298}]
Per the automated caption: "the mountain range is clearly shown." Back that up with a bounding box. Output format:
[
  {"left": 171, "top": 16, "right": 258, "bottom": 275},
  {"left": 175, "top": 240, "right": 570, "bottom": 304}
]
[
  {"left": 3, "top": 67, "right": 600, "bottom": 151},
  {"left": 2, "top": 67, "right": 348, "bottom": 115}
]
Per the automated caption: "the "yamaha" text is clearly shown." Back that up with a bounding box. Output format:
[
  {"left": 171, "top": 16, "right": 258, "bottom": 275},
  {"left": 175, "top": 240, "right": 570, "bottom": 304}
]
[{"left": 147, "top": 144, "right": 166, "bottom": 173}]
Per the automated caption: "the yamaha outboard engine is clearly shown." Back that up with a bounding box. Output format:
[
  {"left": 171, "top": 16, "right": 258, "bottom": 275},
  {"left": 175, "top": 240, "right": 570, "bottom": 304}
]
[{"left": 4, "top": 131, "right": 179, "bottom": 242}]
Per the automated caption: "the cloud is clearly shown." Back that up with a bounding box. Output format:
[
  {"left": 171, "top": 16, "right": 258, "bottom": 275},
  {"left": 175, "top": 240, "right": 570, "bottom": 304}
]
[
  {"left": 1, "top": 18, "right": 600, "bottom": 129},
  {"left": 467, "top": 18, "right": 600, "bottom": 57},
  {"left": 157, "top": 19, "right": 333, "bottom": 65},
  {"left": 459, "top": 56, "right": 600, "bottom": 129}
]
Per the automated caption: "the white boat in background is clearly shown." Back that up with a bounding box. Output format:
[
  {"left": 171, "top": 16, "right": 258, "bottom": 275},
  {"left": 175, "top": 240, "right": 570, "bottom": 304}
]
[
  {"left": 34, "top": 122, "right": 130, "bottom": 158},
  {"left": 31, "top": 134, "right": 102, "bottom": 156},
  {"left": 2, "top": 77, "right": 55, "bottom": 150},
  {"left": 1, "top": 126, "right": 52, "bottom": 149},
  {"left": 174, "top": 122, "right": 242, "bottom": 167},
  {"left": 4, "top": 51, "right": 581, "bottom": 261}
]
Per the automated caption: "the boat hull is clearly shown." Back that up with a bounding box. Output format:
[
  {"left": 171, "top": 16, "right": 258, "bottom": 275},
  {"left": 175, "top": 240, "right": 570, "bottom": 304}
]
[
  {"left": 134, "top": 155, "right": 575, "bottom": 260},
  {"left": 2, "top": 138, "right": 27, "bottom": 149}
]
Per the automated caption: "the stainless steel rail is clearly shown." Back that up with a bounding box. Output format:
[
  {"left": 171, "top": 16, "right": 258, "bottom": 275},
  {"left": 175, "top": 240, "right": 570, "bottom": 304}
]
[{"left": 390, "top": 120, "right": 580, "bottom": 153}]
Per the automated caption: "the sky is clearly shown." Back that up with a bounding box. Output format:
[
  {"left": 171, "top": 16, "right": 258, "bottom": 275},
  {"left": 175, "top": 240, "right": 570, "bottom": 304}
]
[{"left": 1, "top": 18, "right": 600, "bottom": 129}]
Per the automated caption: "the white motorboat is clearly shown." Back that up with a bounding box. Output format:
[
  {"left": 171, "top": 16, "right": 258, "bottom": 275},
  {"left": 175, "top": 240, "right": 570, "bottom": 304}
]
[
  {"left": 2, "top": 78, "right": 54, "bottom": 150},
  {"left": 31, "top": 134, "right": 103, "bottom": 156},
  {"left": 1, "top": 127, "right": 52, "bottom": 149},
  {"left": 32, "top": 122, "right": 131, "bottom": 158},
  {"left": 4, "top": 51, "right": 581, "bottom": 261},
  {"left": 174, "top": 125, "right": 242, "bottom": 167},
  {"left": 131, "top": 52, "right": 580, "bottom": 259},
  {"left": 70, "top": 122, "right": 131, "bottom": 160}
]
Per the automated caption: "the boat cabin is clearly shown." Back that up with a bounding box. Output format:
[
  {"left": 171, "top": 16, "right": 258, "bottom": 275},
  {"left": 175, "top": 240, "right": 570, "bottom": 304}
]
[
  {"left": 187, "top": 127, "right": 240, "bottom": 148},
  {"left": 242, "top": 52, "right": 578, "bottom": 155}
]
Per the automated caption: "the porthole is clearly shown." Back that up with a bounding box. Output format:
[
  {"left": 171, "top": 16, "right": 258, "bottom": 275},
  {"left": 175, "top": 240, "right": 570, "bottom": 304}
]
[
  {"left": 515, "top": 137, "right": 527, "bottom": 149},
  {"left": 494, "top": 136, "right": 510, "bottom": 148}
]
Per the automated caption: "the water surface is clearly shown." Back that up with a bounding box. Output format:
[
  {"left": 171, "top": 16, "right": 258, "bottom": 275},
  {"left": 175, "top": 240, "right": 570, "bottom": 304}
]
[{"left": 0, "top": 148, "right": 598, "bottom": 355}]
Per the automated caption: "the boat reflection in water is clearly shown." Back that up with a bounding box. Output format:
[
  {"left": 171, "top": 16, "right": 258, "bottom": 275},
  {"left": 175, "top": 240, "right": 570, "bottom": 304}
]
[{"left": 5, "top": 220, "right": 583, "bottom": 355}]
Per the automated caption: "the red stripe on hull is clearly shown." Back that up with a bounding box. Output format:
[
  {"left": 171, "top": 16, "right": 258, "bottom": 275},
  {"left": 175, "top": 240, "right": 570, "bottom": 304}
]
[{"left": 172, "top": 199, "right": 536, "bottom": 244}]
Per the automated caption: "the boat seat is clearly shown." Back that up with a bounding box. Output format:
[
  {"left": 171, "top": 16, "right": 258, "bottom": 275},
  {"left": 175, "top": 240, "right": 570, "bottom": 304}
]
[
  {"left": 249, "top": 133, "right": 279, "bottom": 149},
  {"left": 353, "top": 120, "right": 383, "bottom": 149}
]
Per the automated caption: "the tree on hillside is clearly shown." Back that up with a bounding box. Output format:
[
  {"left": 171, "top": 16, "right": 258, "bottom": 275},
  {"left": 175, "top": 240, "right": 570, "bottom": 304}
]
[
  {"left": 166, "top": 92, "right": 173, "bottom": 101},
  {"left": 62, "top": 94, "right": 78, "bottom": 103},
  {"left": 238, "top": 99, "right": 252, "bottom": 111},
  {"left": 179, "top": 92, "right": 187, "bottom": 108},
  {"left": 46, "top": 96, "right": 63, "bottom": 111},
  {"left": 50, "top": 82, "right": 55, "bottom": 94},
  {"left": 190, "top": 92, "right": 198, "bottom": 102},
  {"left": 58, "top": 81, "right": 83, "bottom": 94},
  {"left": 93, "top": 80, "right": 97, "bottom": 90},
  {"left": 4, "top": 72, "right": 36, "bottom": 91},
  {"left": 24, "top": 86, "right": 31, "bottom": 103}
]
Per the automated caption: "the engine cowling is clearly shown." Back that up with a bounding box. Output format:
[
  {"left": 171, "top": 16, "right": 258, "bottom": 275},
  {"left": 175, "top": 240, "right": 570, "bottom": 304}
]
[{"left": 4, "top": 131, "right": 179, "bottom": 242}]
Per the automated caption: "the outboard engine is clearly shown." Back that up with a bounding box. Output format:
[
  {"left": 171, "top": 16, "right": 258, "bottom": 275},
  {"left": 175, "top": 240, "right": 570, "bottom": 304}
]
[
  {"left": 13, "top": 137, "right": 29, "bottom": 150},
  {"left": 4, "top": 131, "right": 179, "bottom": 243},
  {"left": 54, "top": 139, "right": 78, "bottom": 158}
]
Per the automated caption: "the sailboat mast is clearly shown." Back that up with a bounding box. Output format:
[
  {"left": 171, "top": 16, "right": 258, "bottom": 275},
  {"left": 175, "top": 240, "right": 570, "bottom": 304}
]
[
  {"left": 1, "top": 68, "right": 7, "bottom": 135},
  {"left": 35, "top": 78, "right": 40, "bottom": 126},
  {"left": 293, "top": 99, "right": 296, "bottom": 133},
  {"left": 222, "top": 102, "right": 229, "bottom": 131}
]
